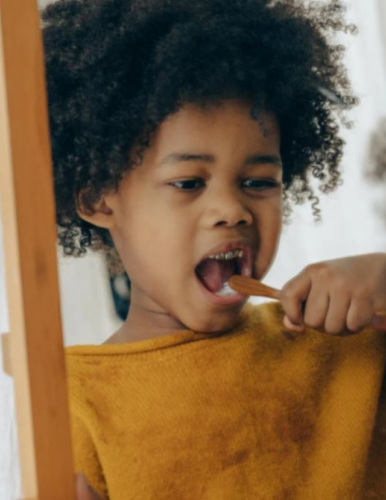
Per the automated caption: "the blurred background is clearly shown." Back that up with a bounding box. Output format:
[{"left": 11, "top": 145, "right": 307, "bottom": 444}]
[{"left": 1, "top": 0, "right": 386, "bottom": 497}]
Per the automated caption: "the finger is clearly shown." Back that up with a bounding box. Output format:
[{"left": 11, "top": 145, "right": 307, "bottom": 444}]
[
  {"left": 346, "top": 297, "right": 373, "bottom": 334},
  {"left": 370, "top": 314, "right": 386, "bottom": 332},
  {"left": 283, "top": 315, "right": 305, "bottom": 332},
  {"left": 323, "top": 292, "right": 351, "bottom": 335},
  {"left": 303, "top": 286, "right": 329, "bottom": 331},
  {"left": 281, "top": 272, "right": 312, "bottom": 326}
]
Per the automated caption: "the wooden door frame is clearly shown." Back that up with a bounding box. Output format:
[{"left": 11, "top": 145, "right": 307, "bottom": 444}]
[{"left": 0, "top": 0, "right": 76, "bottom": 498}]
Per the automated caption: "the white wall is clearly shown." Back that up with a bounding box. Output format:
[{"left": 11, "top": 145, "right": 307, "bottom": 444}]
[
  {"left": 260, "top": 0, "right": 386, "bottom": 296},
  {"left": 1, "top": 0, "right": 386, "bottom": 498}
]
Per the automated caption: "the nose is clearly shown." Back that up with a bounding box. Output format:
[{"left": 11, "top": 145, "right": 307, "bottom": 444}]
[{"left": 203, "top": 186, "right": 254, "bottom": 228}]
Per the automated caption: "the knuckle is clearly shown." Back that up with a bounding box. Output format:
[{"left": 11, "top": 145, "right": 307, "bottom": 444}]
[
  {"left": 333, "top": 276, "right": 351, "bottom": 293},
  {"left": 305, "top": 262, "right": 321, "bottom": 273},
  {"left": 307, "top": 262, "right": 329, "bottom": 278}
]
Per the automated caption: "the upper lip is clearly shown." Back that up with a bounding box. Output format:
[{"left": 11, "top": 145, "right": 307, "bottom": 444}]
[{"left": 197, "top": 239, "right": 256, "bottom": 266}]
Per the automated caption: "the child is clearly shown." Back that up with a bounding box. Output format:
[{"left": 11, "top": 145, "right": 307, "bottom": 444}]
[{"left": 42, "top": 0, "right": 386, "bottom": 498}]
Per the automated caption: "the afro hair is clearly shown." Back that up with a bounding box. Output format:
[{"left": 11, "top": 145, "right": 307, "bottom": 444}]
[{"left": 42, "top": 0, "right": 357, "bottom": 257}]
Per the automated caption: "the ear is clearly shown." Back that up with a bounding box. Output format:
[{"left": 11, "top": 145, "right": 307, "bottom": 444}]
[{"left": 77, "top": 191, "right": 116, "bottom": 229}]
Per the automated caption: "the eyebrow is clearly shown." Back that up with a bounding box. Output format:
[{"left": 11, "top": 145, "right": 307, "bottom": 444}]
[{"left": 158, "top": 153, "right": 282, "bottom": 167}]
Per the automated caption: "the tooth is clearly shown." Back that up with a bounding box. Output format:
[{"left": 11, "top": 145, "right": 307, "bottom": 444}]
[{"left": 209, "top": 249, "right": 246, "bottom": 260}]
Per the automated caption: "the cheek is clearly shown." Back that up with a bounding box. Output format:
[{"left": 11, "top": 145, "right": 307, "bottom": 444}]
[
  {"left": 255, "top": 202, "right": 282, "bottom": 276},
  {"left": 120, "top": 210, "right": 195, "bottom": 276}
]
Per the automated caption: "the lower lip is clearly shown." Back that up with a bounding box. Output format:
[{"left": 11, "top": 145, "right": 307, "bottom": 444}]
[{"left": 196, "top": 276, "right": 248, "bottom": 307}]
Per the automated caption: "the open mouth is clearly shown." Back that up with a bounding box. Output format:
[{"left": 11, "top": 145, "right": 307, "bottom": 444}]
[{"left": 195, "top": 247, "right": 252, "bottom": 297}]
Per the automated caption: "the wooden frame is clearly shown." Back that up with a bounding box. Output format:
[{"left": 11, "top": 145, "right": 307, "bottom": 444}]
[{"left": 0, "top": 0, "right": 76, "bottom": 498}]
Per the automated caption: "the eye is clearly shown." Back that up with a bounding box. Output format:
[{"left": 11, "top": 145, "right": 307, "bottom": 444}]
[
  {"left": 242, "top": 178, "right": 280, "bottom": 190},
  {"left": 168, "top": 179, "right": 205, "bottom": 191}
]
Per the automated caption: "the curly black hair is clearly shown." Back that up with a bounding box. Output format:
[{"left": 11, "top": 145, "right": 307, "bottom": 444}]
[{"left": 42, "top": 0, "right": 357, "bottom": 258}]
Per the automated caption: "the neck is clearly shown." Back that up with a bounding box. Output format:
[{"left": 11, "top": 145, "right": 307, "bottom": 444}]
[{"left": 104, "top": 289, "right": 188, "bottom": 344}]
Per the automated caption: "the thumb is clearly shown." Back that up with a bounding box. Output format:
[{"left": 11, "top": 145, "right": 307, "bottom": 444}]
[{"left": 283, "top": 315, "right": 305, "bottom": 332}]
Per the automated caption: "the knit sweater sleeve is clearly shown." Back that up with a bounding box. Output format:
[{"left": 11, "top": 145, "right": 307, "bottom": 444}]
[{"left": 71, "top": 412, "right": 109, "bottom": 500}]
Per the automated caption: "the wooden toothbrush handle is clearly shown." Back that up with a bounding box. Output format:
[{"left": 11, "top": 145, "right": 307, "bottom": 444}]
[{"left": 228, "top": 276, "right": 281, "bottom": 300}]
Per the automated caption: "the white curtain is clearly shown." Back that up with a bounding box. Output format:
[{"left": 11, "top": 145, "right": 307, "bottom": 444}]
[{"left": 1, "top": 0, "right": 386, "bottom": 498}]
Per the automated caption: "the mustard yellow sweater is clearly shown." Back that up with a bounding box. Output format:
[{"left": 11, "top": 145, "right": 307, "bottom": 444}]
[{"left": 66, "top": 303, "right": 386, "bottom": 500}]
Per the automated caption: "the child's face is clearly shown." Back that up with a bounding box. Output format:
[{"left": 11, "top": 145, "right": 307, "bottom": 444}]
[{"left": 107, "top": 99, "right": 283, "bottom": 332}]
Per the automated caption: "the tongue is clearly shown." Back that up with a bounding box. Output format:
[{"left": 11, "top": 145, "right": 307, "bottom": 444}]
[{"left": 196, "top": 259, "right": 236, "bottom": 293}]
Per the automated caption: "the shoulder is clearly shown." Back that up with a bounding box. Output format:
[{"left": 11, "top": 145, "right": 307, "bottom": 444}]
[{"left": 64, "top": 347, "right": 117, "bottom": 410}]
